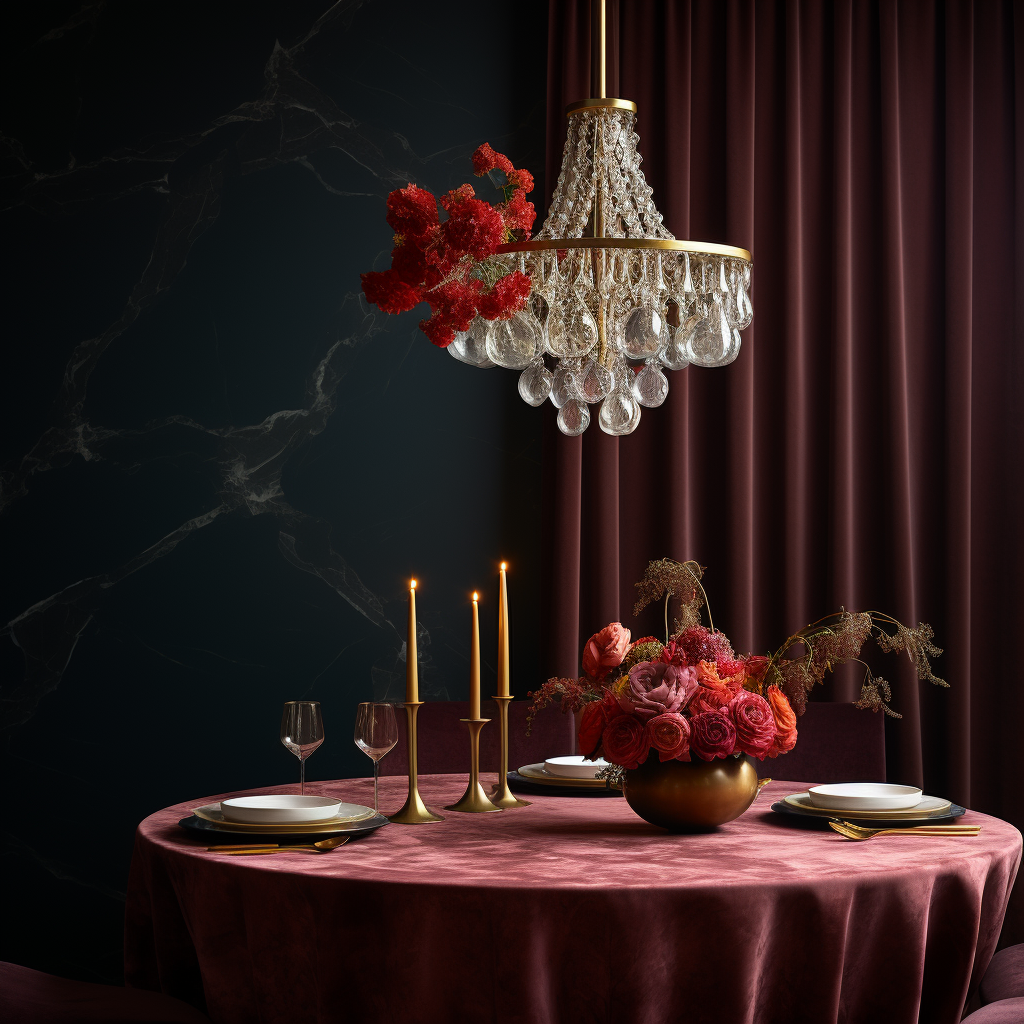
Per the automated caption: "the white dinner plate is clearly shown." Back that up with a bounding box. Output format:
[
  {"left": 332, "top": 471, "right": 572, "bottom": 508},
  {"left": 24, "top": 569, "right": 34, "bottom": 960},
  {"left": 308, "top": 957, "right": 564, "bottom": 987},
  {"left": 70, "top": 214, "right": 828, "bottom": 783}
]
[
  {"left": 543, "top": 755, "right": 610, "bottom": 779},
  {"left": 194, "top": 802, "right": 375, "bottom": 832},
  {"left": 784, "top": 792, "right": 951, "bottom": 819},
  {"left": 220, "top": 795, "right": 343, "bottom": 824},
  {"left": 807, "top": 783, "right": 923, "bottom": 811}
]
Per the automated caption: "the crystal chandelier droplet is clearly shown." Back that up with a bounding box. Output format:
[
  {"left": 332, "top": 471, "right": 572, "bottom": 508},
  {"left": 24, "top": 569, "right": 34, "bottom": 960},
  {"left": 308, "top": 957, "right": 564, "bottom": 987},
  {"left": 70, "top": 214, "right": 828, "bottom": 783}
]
[{"left": 456, "top": 3, "right": 753, "bottom": 435}]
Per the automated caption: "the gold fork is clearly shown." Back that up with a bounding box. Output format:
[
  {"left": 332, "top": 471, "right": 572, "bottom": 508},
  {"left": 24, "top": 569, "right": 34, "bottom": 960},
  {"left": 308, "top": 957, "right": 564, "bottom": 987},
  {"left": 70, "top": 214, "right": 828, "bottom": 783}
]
[
  {"left": 829, "top": 820, "right": 980, "bottom": 841},
  {"left": 208, "top": 836, "right": 350, "bottom": 855}
]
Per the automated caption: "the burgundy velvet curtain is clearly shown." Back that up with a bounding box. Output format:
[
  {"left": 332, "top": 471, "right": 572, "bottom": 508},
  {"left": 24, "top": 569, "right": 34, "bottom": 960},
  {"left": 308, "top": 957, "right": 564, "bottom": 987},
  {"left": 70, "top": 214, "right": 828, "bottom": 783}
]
[{"left": 541, "top": 0, "right": 1024, "bottom": 936}]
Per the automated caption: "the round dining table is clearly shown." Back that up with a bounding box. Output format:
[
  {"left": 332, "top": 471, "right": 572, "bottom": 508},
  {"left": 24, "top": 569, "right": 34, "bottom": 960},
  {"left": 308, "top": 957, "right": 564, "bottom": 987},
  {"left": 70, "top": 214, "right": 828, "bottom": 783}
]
[{"left": 125, "top": 774, "right": 1021, "bottom": 1024}]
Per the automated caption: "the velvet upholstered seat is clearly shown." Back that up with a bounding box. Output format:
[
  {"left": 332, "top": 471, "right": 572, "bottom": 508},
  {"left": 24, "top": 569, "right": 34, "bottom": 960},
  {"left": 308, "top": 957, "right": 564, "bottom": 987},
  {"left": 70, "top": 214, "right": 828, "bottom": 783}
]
[
  {"left": 962, "top": 996, "right": 1024, "bottom": 1023},
  {"left": 381, "top": 698, "right": 886, "bottom": 784},
  {"left": 980, "top": 944, "right": 1024, "bottom": 1005},
  {"left": 0, "top": 962, "right": 211, "bottom": 1024},
  {"left": 380, "top": 699, "right": 574, "bottom": 776},
  {"left": 754, "top": 700, "right": 887, "bottom": 783}
]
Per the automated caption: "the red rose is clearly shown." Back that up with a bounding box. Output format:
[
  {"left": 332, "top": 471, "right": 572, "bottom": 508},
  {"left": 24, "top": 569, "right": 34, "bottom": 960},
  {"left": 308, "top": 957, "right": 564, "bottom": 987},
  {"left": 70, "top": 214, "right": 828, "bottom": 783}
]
[
  {"left": 582, "top": 623, "right": 632, "bottom": 681},
  {"left": 689, "top": 711, "right": 737, "bottom": 760},
  {"left": 765, "top": 685, "right": 798, "bottom": 758},
  {"left": 578, "top": 697, "right": 613, "bottom": 758},
  {"left": 601, "top": 714, "right": 650, "bottom": 770},
  {"left": 728, "top": 690, "right": 777, "bottom": 759},
  {"left": 648, "top": 712, "right": 691, "bottom": 762}
]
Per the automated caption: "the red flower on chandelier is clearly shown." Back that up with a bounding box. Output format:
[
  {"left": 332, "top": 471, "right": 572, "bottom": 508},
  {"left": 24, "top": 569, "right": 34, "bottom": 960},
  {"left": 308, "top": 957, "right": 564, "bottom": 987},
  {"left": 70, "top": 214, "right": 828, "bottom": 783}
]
[{"left": 360, "top": 145, "right": 537, "bottom": 347}]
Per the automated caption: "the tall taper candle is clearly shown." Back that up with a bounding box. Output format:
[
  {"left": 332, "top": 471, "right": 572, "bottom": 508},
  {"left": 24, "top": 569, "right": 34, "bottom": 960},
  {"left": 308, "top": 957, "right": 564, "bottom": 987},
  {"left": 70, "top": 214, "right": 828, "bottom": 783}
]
[
  {"left": 407, "top": 579, "right": 418, "bottom": 704},
  {"left": 497, "top": 563, "right": 510, "bottom": 697},
  {"left": 470, "top": 592, "right": 481, "bottom": 719}
]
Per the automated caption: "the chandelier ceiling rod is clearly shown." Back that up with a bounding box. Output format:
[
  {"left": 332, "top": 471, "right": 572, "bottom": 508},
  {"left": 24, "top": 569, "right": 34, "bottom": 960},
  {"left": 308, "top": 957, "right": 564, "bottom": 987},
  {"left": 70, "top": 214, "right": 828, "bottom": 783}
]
[{"left": 592, "top": 0, "right": 607, "bottom": 99}]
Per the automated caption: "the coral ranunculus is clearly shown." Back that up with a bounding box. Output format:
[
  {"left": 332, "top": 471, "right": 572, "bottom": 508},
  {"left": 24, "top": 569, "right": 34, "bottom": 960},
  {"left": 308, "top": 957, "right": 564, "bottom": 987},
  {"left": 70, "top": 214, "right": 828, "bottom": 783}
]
[
  {"left": 601, "top": 715, "right": 650, "bottom": 770},
  {"left": 765, "top": 684, "right": 798, "bottom": 758},
  {"left": 582, "top": 623, "right": 632, "bottom": 681},
  {"left": 728, "top": 690, "right": 777, "bottom": 758},
  {"left": 648, "top": 712, "right": 691, "bottom": 762},
  {"left": 689, "top": 660, "right": 746, "bottom": 714},
  {"left": 689, "top": 711, "right": 738, "bottom": 760},
  {"left": 620, "top": 661, "right": 698, "bottom": 719}
]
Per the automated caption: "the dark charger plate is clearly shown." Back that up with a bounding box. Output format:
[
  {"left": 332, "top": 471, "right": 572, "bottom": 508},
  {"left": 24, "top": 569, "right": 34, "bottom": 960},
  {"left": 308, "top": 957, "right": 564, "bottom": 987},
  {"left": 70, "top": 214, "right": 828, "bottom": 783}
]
[
  {"left": 178, "top": 812, "right": 390, "bottom": 844},
  {"left": 770, "top": 800, "right": 968, "bottom": 829}
]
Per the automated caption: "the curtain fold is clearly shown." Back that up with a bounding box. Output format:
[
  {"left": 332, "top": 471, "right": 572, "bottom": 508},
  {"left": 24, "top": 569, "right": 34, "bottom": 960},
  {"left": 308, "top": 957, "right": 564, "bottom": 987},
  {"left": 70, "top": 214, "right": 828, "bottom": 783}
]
[{"left": 541, "top": 0, "right": 1024, "bottom": 941}]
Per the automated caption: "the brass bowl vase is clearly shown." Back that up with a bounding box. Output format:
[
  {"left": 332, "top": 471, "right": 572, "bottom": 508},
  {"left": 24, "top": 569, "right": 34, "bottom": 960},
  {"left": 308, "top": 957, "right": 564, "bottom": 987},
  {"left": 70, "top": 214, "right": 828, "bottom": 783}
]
[{"left": 622, "top": 751, "right": 759, "bottom": 831}]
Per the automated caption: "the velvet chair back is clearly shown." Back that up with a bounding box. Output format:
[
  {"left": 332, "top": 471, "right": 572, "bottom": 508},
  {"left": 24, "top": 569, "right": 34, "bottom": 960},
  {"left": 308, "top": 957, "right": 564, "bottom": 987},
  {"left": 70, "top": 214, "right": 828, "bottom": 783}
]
[
  {"left": 379, "top": 700, "right": 575, "bottom": 777},
  {"left": 756, "top": 702, "right": 886, "bottom": 783}
]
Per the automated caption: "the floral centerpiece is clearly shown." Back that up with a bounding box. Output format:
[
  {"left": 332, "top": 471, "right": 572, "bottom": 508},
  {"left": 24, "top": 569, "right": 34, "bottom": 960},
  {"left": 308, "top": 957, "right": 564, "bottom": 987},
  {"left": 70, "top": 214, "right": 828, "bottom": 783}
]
[
  {"left": 360, "top": 144, "right": 535, "bottom": 347},
  {"left": 528, "top": 560, "right": 947, "bottom": 819}
]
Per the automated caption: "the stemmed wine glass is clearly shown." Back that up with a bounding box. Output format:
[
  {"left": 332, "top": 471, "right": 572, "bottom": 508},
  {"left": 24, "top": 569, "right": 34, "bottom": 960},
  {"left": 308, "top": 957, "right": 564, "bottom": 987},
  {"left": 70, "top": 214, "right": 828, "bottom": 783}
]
[
  {"left": 280, "top": 701, "right": 324, "bottom": 795},
  {"left": 353, "top": 703, "right": 398, "bottom": 814}
]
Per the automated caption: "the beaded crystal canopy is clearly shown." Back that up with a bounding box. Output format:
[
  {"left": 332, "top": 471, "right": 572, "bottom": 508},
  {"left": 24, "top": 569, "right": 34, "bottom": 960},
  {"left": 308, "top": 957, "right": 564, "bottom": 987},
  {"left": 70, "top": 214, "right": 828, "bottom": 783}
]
[{"left": 447, "top": 6, "right": 753, "bottom": 436}]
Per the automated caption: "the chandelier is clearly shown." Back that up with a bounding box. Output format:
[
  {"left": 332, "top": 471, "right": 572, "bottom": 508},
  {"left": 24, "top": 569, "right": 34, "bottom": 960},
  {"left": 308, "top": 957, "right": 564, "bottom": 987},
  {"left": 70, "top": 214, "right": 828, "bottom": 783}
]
[{"left": 446, "top": 1, "right": 753, "bottom": 436}]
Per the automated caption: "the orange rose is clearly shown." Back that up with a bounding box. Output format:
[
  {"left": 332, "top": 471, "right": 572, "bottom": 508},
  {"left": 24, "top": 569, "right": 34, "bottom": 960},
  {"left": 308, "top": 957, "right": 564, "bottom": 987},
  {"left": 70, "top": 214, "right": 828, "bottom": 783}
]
[{"left": 764, "top": 684, "right": 798, "bottom": 757}]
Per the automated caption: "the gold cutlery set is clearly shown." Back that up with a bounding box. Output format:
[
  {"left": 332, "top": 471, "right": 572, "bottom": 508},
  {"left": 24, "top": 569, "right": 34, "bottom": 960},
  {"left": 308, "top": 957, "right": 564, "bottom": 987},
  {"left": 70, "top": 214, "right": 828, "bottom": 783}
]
[{"left": 829, "top": 820, "right": 980, "bottom": 841}]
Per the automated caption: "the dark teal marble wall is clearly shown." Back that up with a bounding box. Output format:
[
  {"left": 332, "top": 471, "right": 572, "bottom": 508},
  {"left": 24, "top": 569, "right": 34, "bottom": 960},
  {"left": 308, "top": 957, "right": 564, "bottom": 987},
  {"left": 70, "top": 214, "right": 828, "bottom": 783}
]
[{"left": 0, "top": 0, "right": 548, "bottom": 982}]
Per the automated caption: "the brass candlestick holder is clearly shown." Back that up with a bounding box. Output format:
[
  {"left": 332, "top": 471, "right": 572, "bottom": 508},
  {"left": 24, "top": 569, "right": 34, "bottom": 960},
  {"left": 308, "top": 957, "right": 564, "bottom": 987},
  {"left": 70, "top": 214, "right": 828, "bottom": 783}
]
[
  {"left": 487, "top": 695, "right": 531, "bottom": 809},
  {"left": 444, "top": 719, "right": 501, "bottom": 813},
  {"left": 387, "top": 702, "right": 444, "bottom": 824}
]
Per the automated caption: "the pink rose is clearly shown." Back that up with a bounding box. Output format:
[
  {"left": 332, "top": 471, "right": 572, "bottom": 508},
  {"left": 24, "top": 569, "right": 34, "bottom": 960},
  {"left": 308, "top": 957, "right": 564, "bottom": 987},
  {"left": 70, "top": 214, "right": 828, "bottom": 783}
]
[
  {"left": 618, "top": 661, "right": 698, "bottom": 719},
  {"left": 582, "top": 623, "right": 632, "bottom": 681},
  {"left": 601, "top": 715, "right": 650, "bottom": 770},
  {"left": 689, "top": 711, "right": 737, "bottom": 760},
  {"left": 728, "top": 690, "right": 777, "bottom": 759},
  {"left": 648, "top": 713, "right": 691, "bottom": 762}
]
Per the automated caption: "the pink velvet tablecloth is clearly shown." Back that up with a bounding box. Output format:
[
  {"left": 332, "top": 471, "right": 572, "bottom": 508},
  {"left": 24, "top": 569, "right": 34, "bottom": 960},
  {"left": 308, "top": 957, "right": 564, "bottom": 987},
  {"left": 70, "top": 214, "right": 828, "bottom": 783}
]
[{"left": 125, "top": 775, "right": 1021, "bottom": 1024}]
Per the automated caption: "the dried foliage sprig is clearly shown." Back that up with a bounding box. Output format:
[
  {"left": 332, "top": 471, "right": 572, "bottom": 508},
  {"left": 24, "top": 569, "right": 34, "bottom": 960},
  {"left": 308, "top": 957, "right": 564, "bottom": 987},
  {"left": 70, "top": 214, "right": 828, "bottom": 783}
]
[
  {"left": 633, "top": 558, "right": 710, "bottom": 642},
  {"left": 525, "top": 676, "right": 601, "bottom": 734},
  {"left": 757, "top": 610, "right": 947, "bottom": 718},
  {"left": 595, "top": 763, "right": 626, "bottom": 787}
]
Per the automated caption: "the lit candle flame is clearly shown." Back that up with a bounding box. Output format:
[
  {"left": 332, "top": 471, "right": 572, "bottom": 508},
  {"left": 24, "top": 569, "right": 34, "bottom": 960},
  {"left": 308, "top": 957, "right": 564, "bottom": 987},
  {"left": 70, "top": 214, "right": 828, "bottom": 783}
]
[
  {"left": 473, "top": 591, "right": 479, "bottom": 601},
  {"left": 500, "top": 562, "right": 507, "bottom": 571},
  {"left": 410, "top": 579, "right": 417, "bottom": 590}
]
